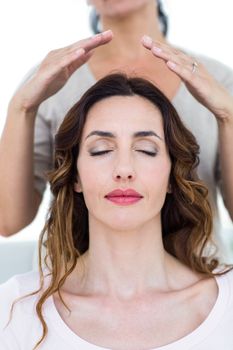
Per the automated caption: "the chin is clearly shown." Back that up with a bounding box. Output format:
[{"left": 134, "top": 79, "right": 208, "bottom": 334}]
[
  {"left": 104, "top": 215, "right": 145, "bottom": 232},
  {"left": 103, "top": 0, "right": 148, "bottom": 18}
]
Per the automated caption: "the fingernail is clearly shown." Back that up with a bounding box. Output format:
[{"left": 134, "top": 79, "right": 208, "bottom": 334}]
[
  {"left": 102, "top": 29, "right": 113, "bottom": 36},
  {"left": 75, "top": 48, "right": 85, "bottom": 56},
  {"left": 94, "top": 30, "right": 113, "bottom": 40},
  {"left": 142, "top": 35, "right": 153, "bottom": 46},
  {"left": 167, "top": 61, "right": 177, "bottom": 69},
  {"left": 94, "top": 33, "right": 102, "bottom": 39},
  {"left": 152, "top": 46, "right": 162, "bottom": 54}
]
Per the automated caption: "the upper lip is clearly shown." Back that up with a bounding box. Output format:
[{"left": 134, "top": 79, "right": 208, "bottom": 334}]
[{"left": 105, "top": 189, "right": 143, "bottom": 198}]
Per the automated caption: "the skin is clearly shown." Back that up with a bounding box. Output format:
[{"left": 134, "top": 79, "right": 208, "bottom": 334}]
[
  {"left": 88, "top": 0, "right": 233, "bottom": 218},
  {"left": 0, "top": 31, "right": 113, "bottom": 235},
  {"left": 88, "top": 0, "right": 159, "bottom": 20},
  {"left": 0, "top": 1, "right": 223, "bottom": 344},
  {"left": 75, "top": 95, "right": 171, "bottom": 237},
  {"left": 0, "top": 0, "right": 232, "bottom": 234},
  {"left": 72, "top": 95, "right": 195, "bottom": 296},
  {"left": 53, "top": 95, "right": 218, "bottom": 349}
]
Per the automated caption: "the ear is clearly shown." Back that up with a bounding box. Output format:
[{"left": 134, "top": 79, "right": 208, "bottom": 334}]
[
  {"left": 74, "top": 181, "right": 82, "bottom": 193},
  {"left": 74, "top": 174, "right": 82, "bottom": 193},
  {"left": 167, "top": 183, "right": 172, "bottom": 194}
]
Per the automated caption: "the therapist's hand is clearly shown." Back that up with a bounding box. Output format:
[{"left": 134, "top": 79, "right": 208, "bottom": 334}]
[
  {"left": 13, "top": 30, "right": 113, "bottom": 114},
  {"left": 141, "top": 35, "right": 233, "bottom": 123}
]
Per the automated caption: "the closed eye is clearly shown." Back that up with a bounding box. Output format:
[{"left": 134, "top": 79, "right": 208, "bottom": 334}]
[
  {"left": 90, "top": 150, "right": 113, "bottom": 156},
  {"left": 89, "top": 150, "right": 157, "bottom": 157},
  {"left": 138, "top": 150, "right": 157, "bottom": 157}
]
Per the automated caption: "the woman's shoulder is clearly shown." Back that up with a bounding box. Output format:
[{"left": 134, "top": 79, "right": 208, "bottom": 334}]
[
  {"left": 223, "top": 267, "right": 233, "bottom": 289},
  {"left": 215, "top": 267, "right": 233, "bottom": 306},
  {"left": 0, "top": 270, "right": 44, "bottom": 329},
  {"left": 0, "top": 270, "right": 41, "bottom": 296}
]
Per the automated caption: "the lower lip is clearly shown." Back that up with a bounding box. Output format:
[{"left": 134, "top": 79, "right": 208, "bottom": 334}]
[{"left": 105, "top": 196, "right": 142, "bottom": 205}]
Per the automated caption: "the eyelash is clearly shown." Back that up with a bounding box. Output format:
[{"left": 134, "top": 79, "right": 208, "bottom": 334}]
[{"left": 90, "top": 150, "right": 157, "bottom": 157}]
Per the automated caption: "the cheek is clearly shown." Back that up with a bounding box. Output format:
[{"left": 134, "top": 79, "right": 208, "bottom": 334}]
[
  {"left": 143, "top": 159, "right": 171, "bottom": 194},
  {"left": 77, "top": 158, "right": 108, "bottom": 200}
]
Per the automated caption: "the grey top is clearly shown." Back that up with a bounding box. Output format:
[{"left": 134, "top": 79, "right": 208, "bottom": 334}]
[{"left": 28, "top": 53, "right": 233, "bottom": 239}]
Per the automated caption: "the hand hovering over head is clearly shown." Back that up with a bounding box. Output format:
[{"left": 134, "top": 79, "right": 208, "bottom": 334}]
[
  {"left": 142, "top": 34, "right": 233, "bottom": 220},
  {"left": 13, "top": 30, "right": 113, "bottom": 114},
  {"left": 141, "top": 35, "right": 233, "bottom": 122},
  {"left": 0, "top": 30, "right": 113, "bottom": 236}
]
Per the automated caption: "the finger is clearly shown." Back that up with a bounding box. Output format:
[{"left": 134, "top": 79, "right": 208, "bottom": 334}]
[
  {"left": 141, "top": 35, "right": 153, "bottom": 49},
  {"left": 150, "top": 42, "right": 185, "bottom": 64},
  {"left": 68, "top": 30, "right": 113, "bottom": 54},
  {"left": 141, "top": 35, "right": 192, "bottom": 67},
  {"left": 142, "top": 35, "right": 184, "bottom": 58},
  {"left": 150, "top": 42, "right": 201, "bottom": 77},
  {"left": 58, "top": 48, "right": 86, "bottom": 72},
  {"left": 84, "top": 29, "right": 114, "bottom": 51},
  {"left": 56, "top": 48, "right": 96, "bottom": 78},
  {"left": 47, "top": 30, "right": 113, "bottom": 65},
  {"left": 141, "top": 36, "right": 201, "bottom": 83},
  {"left": 166, "top": 60, "right": 198, "bottom": 83},
  {"left": 68, "top": 50, "right": 94, "bottom": 75},
  {"left": 141, "top": 35, "right": 180, "bottom": 64}
]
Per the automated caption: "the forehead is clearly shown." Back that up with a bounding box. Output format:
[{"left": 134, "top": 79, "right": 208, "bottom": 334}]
[{"left": 82, "top": 95, "right": 164, "bottom": 137}]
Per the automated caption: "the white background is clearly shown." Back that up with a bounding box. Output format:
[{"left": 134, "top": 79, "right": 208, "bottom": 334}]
[{"left": 0, "top": 0, "right": 232, "bottom": 242}]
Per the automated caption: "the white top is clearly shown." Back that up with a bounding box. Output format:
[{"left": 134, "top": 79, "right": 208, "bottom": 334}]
[{"left": 0, "top": 269, "right": 233, "bottom": 349}]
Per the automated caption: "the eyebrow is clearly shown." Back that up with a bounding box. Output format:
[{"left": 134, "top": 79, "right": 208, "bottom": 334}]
[{"left": 85, "top": 130, "right": 163, "bottom": 141}]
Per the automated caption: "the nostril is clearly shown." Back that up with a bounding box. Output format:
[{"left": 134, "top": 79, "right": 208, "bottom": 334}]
[{"left": 115, "top": 174, "right": 133, "bottom": 179}]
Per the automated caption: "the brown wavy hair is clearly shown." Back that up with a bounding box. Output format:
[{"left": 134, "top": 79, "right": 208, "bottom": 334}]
[{"left": 8, "top": 73, "right": 231, "bottom": 349}]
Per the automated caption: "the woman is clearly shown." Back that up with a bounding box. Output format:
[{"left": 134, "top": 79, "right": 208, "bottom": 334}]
[
  {"left": 0, "top": 1, "right": 232, "bottom": 252},
  {"left": 0, "top": 73, "right": 233, "bottom": 349}
]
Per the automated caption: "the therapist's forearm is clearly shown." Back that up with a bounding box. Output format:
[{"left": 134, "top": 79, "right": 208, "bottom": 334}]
[
  {"left": 0, "top": 97, "right": 41, "bottom": 236},
  {"left": 217, "top": 109, "right": 233, "bottom": 221}
]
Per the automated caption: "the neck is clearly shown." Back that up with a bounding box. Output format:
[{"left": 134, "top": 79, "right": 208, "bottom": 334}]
[
  {"left": 73, "top": 216, "right": 184, "bottom": 301},
  {"left": 98, "top": 1, "right": 165, "bottom": 61}
]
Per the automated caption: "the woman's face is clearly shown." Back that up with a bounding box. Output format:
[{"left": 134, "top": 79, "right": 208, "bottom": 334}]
[
  {"left": 89, "top": 0, "right": 152, "bottom": 18},
  {"left": 75, "top": 95, "right": 171, "bottom": 231}
]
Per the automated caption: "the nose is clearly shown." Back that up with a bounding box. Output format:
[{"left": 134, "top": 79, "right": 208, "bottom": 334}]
[{"left": 112, "top": 153, "right": 136, "bottom": 182}]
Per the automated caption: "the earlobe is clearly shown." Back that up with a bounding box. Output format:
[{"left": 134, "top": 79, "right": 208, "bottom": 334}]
[
  {"left": 167, "top": 184, "right": 172, "bottom": 194},
  {"left": 74, "top": 180, "right": 82, "bottom": 193},
  {"left": 74, "top": 171, "right": 82, "bottom": 193}
]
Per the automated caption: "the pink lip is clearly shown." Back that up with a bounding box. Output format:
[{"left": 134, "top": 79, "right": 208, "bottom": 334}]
[
  {"left": 105, "top": 188, "right": 143, "bottom": 197},
  {"left": 106, "top": 196, "right": 142, "bottom": 205},
  {"left": 105, "top": 188, "right": 143, "bottom": 206}
]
